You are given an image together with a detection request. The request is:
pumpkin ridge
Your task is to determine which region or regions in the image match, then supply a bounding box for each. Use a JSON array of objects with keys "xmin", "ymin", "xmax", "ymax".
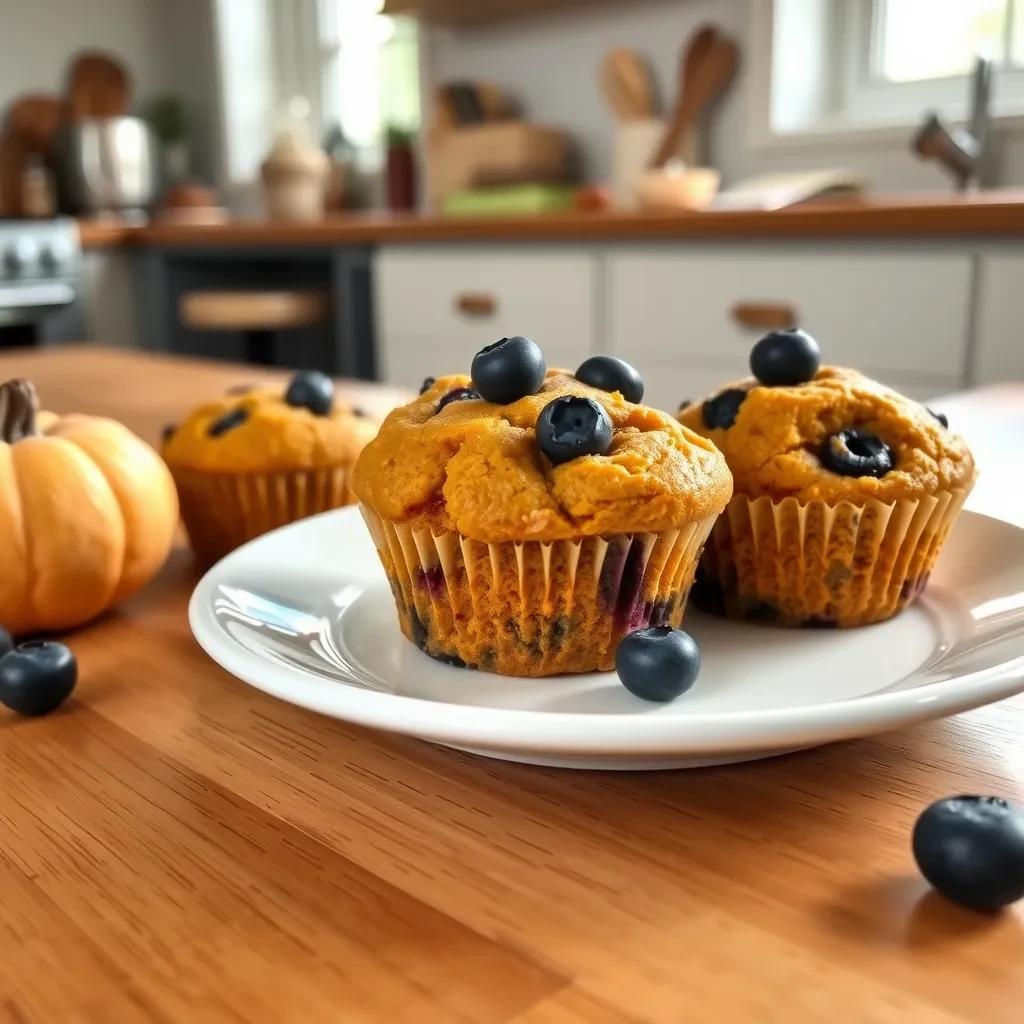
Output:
[{"xmin": 7, "ymin": 440, "xmax": 38, "ymax": 630}]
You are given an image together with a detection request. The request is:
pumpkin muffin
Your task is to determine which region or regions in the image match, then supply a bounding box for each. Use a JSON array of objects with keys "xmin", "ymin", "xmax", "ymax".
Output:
[
  {"xmin": 678, "ymin": 329, "xmax": 976, "ymax": 628},
  {"xmin": 353, "ymin": 339, "xmax": 732, "ymax": 676},
  {"xmin": 163, "ymin": 371, "xmax": 377, "ymax": 564}
]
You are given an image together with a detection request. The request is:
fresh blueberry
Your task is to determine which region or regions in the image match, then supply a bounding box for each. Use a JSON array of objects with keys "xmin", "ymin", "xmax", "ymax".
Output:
[
  {"xmin": 615, "ymin": 626, "xmax": 701, "ymax": 702},
  {"xmin": 471, "ymin": 336, "xmax": 546, "ymax": 404},
  {"xmin": 437, "ymin": 387, "xmax": 481, "ymax": 411},
  {"xmin": 820, "ymin": 428, "xmax": 894, "ymax": 478},
  {"xmin": 913, "ymin": 795, "xmax": 1024, "ymax": 911},
  {"xmin": 419, "ymin": 376, "xmax": 436, "ymax": 395},
  {"xmin": 207, "ymin": 407, "xmax": 249, "ymax": 437},
  {"xmin": 575, "ymin": 355, "xmax": 644, "ymax": 403},
  {"xmin": 0, "ymin": 626, "xmax": 12, "ymax": 658},
  {"xmin": 285, "ymin": 370, "xmax": 334, "ymax": 415},
  {"xmin": 161, "ymin": 423, "xmax": 176, "ymax": 443},
  {"xmin": 702, "ymin": 388, "xmax": 747, "ymax": 430},
  {"xmin": 536, "ymin": 396, "xmax": 613, "ymax": 465},
  {"xmin": 927, "ymin": 406, "xmax": 949, "ymax": 429},
  {"xmin": 749, "ymin": 329, "xmax": 821, "ymax": 386},
  {"xmin": 0, "ymin": 641, "xmax": 77, "ymax": 717}
]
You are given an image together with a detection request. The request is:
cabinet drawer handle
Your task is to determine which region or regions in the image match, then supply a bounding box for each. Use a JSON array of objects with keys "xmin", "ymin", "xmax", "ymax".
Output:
[
  {"xmin": 454, "ymin": 291, "xmax": 497, "ymax": 318},
  {"xmin": 731, "ymin": 302, "xmax": 798, "ymax": 331}
]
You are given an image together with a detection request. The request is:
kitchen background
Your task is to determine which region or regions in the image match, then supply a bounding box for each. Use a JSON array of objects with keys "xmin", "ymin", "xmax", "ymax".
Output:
[{"xmin": 1, "ymin": 0, "xmax": 1022, "ymax": 410}]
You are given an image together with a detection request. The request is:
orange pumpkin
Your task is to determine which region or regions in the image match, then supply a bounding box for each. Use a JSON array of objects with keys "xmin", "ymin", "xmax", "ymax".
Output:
[{"xmin": 0, "ymin": 378, "xmax": 179, "ymax": 636}]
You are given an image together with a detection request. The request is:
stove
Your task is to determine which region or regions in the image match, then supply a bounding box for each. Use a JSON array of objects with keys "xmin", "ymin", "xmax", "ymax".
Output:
[{"xmin": 0, "ymin": 219, "xmax": 81, "ymax": 344}]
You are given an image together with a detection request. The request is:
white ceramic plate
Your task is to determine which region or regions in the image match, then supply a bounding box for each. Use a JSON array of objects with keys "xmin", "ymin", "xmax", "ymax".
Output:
[{"xmin": 190, "ymin": 506, "xmax": 1024, "ymax": 770}]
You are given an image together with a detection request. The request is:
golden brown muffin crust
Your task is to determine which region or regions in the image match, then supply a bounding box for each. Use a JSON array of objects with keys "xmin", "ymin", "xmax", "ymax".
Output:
[
  {"xmin": 353, "ymin": 371, "xmax": 733, "ymax": 542},
  {"xmin": 162, "ymin": 387, "xmax": 377, "ymax": 473},
  {"xmin": 678, "ymin": 366, "xmax": 975, "ymax": 502}
]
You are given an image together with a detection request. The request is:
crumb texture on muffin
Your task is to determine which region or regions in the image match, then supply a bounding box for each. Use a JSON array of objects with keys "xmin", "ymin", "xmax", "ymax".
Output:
[
  {"xmin": 163, "ymin": 389, "xmax": 376, "ymax": 473},
  {"xmin": 678, "ymin": 366, "xmax": 975, "ymax": 503},
  {"xmin": 353, "ymin": 371, "xmax": 733, "ymax": 542}
]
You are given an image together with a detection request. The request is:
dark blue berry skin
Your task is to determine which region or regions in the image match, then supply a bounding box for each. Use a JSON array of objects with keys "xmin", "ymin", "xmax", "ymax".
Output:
[
  {"xmin": 0, "ymin": 626, "xmax": 12, "ymax": 658},
  {"xmin": 913, "ymin": 796, "xmax": 1024, "ymax": 912},
  {"xmin": 820, "ymin": 428, "xmax": 893, "ymax": 478},
  {"xmin": 419, "ymin": 376, "xmax": 436, "ymax": 395},
  {"xmin": 536, "ymin": 396, "xmax": 613, "ymax": 465},
  {"xmin": 616, "ymin": 627, "xmax": 701, "ymax": 702},
  {"xmin": 702, "ymin": 388, "xmax": 747, "ymax": 430},
  {"xmin": 471, "ymin": 336, "xmax": 546, "ymax": 404},
  {"xmin": 0, "ymin": 641, "xmax": 77, "ymax": 717},
  {"xmin": 749, "ymin": 329, "xmax": 821, "ymax": 386},
  {"xmin": 285, "ymin": 370, "xmax": 334, "ymax": 415},
  {"xmin": 575, "ymin": 355, "xmax": 644, "ymax": 403},
  {"xmin": 437, "ymin": 387, "xmax": 481, "ymax": 410},
  {"xmin": 927, "ymin": 407, "xmax": 949, "ymax": 429},
  {"xmin": 207, "ymin": 407, "xmax": 249, "ymax": 437}
]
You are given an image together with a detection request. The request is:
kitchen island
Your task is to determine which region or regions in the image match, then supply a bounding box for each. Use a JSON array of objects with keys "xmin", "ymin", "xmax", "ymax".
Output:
[{"xmin": 1, "ymin": 345, "xmax": 1021, "ymax": 1024}]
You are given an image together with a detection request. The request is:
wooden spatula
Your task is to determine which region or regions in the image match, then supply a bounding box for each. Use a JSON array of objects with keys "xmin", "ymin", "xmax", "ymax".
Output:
[
  {"xmin": 600, "ymin": 48, "xmax": 656, "ymax": 122},
  {"xmin": 650, "ymin": 26, "xmax": 737, "ymax": 167},
  {"xmin": 67, "ymin": 51, "xmax": 130, "ymax": 120}
]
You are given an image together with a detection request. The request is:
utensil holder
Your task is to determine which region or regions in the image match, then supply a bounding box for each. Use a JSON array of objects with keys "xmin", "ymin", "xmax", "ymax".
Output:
[{"xmin": 612, "ymin": 118, "xmax": 665, "ymax": 209}]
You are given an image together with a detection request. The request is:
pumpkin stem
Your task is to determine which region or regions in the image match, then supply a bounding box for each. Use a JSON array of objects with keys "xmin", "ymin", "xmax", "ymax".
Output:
[{"xmin": 0, "ymin": 379, "xmax": 39, "ymax": 443}]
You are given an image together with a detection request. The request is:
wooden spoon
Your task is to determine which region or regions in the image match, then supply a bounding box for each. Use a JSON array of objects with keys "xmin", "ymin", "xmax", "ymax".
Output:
[
  {"xmin": 600, "ymin": 48, "xmax": 656, "ymax": 122},
  {"xmin": 650, "ymin": 27, "xmax": 737, "ymax": 167},
  {"xmin": 67, "ymin": 51, "xmax": 130, "ymax": 120}
]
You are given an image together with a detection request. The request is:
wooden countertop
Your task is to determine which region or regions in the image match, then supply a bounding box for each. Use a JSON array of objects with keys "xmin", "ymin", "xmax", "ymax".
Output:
[
  {"xmin": 78, "ymin": 190, "xmax": 1024, "ymax": 249},
  {"xmin": 2, "ymin": 346, "xmax": 1023, "ymax": 1023}
]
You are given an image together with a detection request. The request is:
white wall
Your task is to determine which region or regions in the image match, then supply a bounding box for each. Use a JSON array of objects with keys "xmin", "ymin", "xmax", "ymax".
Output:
[
  {"xmin": 0, "ymin": 0, "xmax": 219, "ymax": 179},
  {"xmin": 426, "ymin": 0, "xmax": 1024, "ymax": 192}
]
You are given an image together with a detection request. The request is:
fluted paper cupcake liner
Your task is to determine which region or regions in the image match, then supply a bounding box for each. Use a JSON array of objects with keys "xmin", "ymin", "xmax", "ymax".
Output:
[
  {"xmin": 693, "ymin": 486, "xmax": 972, "ymax": 628},
  {"xmin": 173, "ymin": 465, "xmax": 356, "ymax": 565},
  {"xmin": 360, "ymin": 505, "xmax": 718, "ymax": 676}
]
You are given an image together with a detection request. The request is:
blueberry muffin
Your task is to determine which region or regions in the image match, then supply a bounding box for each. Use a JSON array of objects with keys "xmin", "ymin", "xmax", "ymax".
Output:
[
  {"xmin": 162, "ymin": 371, "xmax": 378, "ymax": 564},
  {"xmin": 353, "ymin": 340, "xmax": 732, "ymax": 676},
  {"xmin": 678, "ymin": 330, "xmax": 976, "ymax": 627}
]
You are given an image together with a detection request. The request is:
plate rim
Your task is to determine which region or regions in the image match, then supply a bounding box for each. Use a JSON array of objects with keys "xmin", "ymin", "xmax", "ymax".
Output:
[{"xmin": 189, "ymin": 506, "xmax": 1024, "ymax": 757}]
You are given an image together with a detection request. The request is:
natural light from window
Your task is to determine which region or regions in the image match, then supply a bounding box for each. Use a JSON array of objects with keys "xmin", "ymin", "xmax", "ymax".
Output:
[{"xmin": 878, "ymin": 0, "xmax": 1023, "ymax": 82}]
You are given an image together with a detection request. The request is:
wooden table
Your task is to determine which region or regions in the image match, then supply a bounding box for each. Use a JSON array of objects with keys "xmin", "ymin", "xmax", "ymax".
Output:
[{"xmin": 1, "ymin": 347, "xmax": 1022, "ymax": 1024}]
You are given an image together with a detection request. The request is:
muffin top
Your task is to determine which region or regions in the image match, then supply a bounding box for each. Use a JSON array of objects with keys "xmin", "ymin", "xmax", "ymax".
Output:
[
  {"xmin": 353, "ymin": 364, "xmax": 732, "ymax": 543},
  {"xmin": 162, "ymin": 371, "xmax": 378, "ymax": 473},
  {"xmin": 678, "ymin": 363, "xmax": 975, "ymax": 503}
]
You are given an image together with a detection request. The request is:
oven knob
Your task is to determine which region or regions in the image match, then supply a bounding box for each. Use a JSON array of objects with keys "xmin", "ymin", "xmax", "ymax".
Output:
[
  {"xmin": 39, "ymin": 238, "xmax": 73, "ymax": 272},
  {"xmin": 3, "ymin": 237, "xmax": 38, "ymax": 275}
]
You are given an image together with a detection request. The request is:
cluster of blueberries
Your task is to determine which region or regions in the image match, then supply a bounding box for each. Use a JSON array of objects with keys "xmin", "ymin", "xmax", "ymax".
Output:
[
  {"xmin": 0, "ymin": 628, "xmax": 76, "ymax": 717},
  {"xmin": 424, "ymin": 336, "xmax": 645, "ymax": 466}
]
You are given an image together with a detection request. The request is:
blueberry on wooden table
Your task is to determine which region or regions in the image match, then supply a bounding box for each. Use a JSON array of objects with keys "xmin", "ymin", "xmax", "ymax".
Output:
[
  {"xmin": 536, "ymin": 396, "xmax": 613, "ymax": 464},
  {"xmin": 820, "ymin": 428, "xmax": 893, "ymax": 478},
  {"xmin": 437, "ymin": 386, "xmax": 481, "ymax": 410},
  {"xmin": 575, "ymin": 355, "xmax": 644, "ymax": 403},
  {"xmin": 285, "ymin": 370, "xmax": 334, "ymax": 415},
  {"xmin": 749, "ymin": 328, "xmax": 821, "ymax": 386},
  {"xmin": 471, "ymin": 336, "xmax": 546, "ymax": 404},
  {"xmin": 0, "ymin": 625, "xmax": 12, "ymax": 658},
  {"xmin": 702, "ymin": 388, "xmax": 747, "ymax": 430},
  {"xmin": 913, "ymin": 795, "xmax": 1024, "ymax": 911},
  {"xmin": 0, "ymin": 640, "xmax": 77, "ymax": 716},
  {"xmin": 616, "ymin": 627, "xmax": 701, "ymax": 702}
]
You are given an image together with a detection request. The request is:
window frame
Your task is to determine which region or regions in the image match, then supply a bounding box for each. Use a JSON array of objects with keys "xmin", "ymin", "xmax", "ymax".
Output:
[{"xmin": 748, "ymin": 0, "xmax": 1024, "ymax": 152}]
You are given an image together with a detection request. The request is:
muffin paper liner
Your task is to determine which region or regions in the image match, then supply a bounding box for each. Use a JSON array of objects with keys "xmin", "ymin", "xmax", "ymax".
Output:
[
  {"xmin": 693, "ymin": 486, "xmax": 973, "ymax": 628},
  {"xmin": 360, "ymin": 505, "xmax": 718, "ymax": 676},
  {"xmin": 173, "ymin": 465, "xmax": 356, "ymax": 565}
]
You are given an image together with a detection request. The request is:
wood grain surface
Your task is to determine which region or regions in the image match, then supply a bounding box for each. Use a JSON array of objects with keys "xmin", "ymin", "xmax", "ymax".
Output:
[
  {"xmin": 1, "ymin": 347, "xmax": 1023, "ymax": 1024},
  {"xmin": 77, "ymin": 189, "xmax": 1024, "ymax": 249}
]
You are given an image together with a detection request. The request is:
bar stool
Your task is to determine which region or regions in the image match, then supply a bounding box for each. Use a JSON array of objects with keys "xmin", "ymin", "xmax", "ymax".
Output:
[{"xmin": 178, "ymin": 289, "xmax": 330, "ymax": 366}]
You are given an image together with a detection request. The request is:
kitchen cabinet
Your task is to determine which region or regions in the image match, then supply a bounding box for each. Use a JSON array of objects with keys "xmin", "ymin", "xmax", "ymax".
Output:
[
  {"xmin": 606, "ymin": 246, "xmax": 973, "ymax": 411},
  {"xmin": 974, "ymin": 252, "xmax": 1024, "ymax": 386},
  {"xmin": 374, "ymin": 246, "xmax": 598, "ymax": 389}
]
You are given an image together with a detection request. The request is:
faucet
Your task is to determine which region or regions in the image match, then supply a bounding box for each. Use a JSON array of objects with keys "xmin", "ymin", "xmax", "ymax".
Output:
[{"xmin": 913, "ymin": 56, "xmax": 993, "ymax": 191}]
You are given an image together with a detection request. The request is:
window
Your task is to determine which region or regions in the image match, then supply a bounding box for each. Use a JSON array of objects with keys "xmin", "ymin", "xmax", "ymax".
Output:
[
  {"xmin": 757, "ymin": 0, "xmax": 1024, "ymax": 142},
  {"xmin": 319, "ymin": 0, "xmax": 420, "ymax": 150}
]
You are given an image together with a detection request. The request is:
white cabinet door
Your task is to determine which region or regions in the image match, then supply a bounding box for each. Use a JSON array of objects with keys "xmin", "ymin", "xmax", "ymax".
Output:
[
  {"xmin": 375, "ymin": 246, "xmax": 597, "ymax": 389},
  {"xmin": 606, "ymin": 247, "xmax": 972, "ymax": 412},
  {"xmin": 974, "ymin": 253, "xmax": 1024, "ymax": 385}
]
